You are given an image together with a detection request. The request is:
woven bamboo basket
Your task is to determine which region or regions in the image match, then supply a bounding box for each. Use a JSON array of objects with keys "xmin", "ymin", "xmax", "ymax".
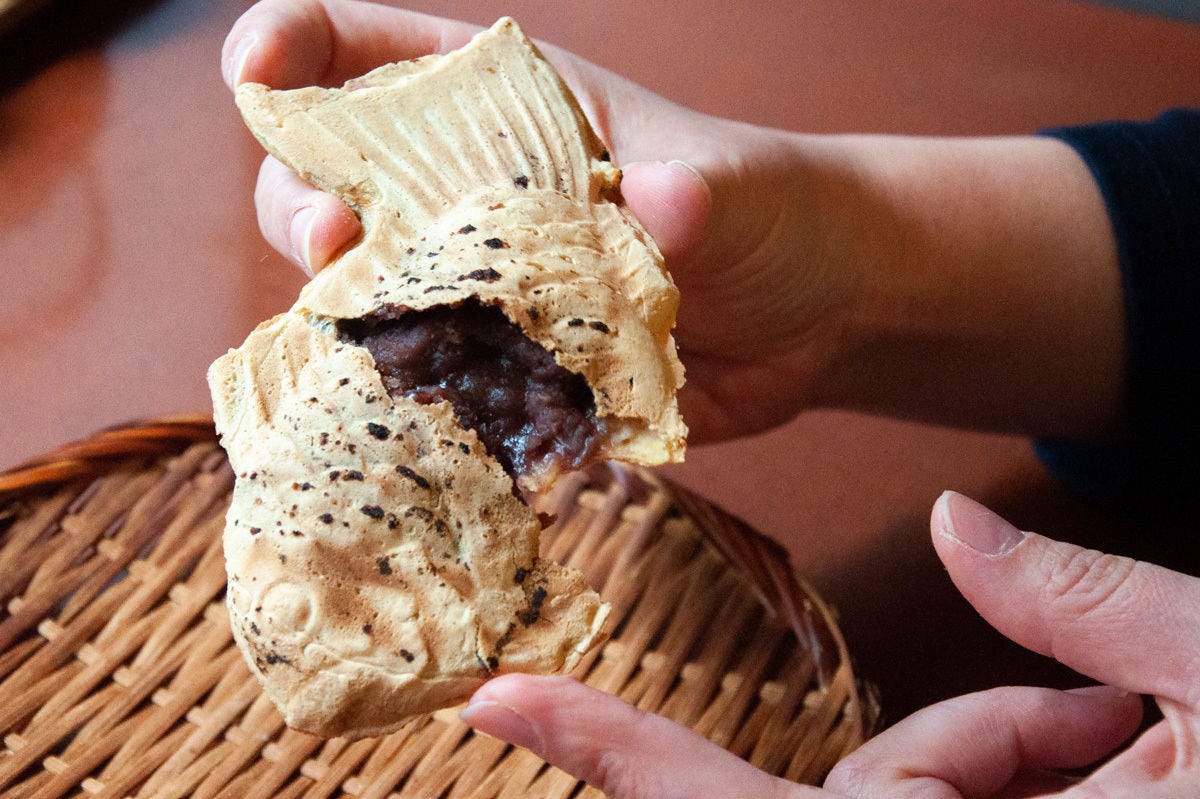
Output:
[{"xmin": 0, "ymin": 415, "xmax": 877, "ymax": 798}]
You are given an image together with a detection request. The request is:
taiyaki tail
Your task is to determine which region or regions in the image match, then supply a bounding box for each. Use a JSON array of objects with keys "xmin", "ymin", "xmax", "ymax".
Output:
[{"xmin": 235, "ymin": 18, "xmax": 616, "ymax": 235}]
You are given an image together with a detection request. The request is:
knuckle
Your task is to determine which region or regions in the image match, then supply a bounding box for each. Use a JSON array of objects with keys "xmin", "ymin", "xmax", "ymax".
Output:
[
  {"xmin": 574, "ymin": 707, "xmax": 663, "ymax": 799},
  {"xmin": 589, "ymin": 749, "xmax": 661, "ymax": 799},
  {"xmin": 823, "ymin": 750, "xmax": 877, "ymax": 795},
  {"xmin": 1040, "ymin": 546, "xmax": 1138, "ymax": 623}
]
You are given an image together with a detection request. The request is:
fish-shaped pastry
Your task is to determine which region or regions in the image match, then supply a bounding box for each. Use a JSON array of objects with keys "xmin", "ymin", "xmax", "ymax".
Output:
[{"xmin": 209, "ymin": 17, "xmax": 686, "ymax": 739}]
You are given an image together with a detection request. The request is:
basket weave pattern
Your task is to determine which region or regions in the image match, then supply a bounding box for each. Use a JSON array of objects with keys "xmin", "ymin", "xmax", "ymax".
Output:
[{"xmin": 0, "ymin": 417, "xmax": 876, "ymax": 798}]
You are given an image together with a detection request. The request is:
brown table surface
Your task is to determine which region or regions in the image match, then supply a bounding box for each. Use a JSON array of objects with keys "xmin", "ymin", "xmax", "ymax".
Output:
[{"xmin": 4, "ymin": 0, "xmax": 1200, "ymax": 732}]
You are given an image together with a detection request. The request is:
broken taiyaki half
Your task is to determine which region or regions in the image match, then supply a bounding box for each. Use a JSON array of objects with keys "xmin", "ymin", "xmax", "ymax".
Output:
[{"xmin": 209, "ymin": 17, "xmax": 685, "ymax": 739}]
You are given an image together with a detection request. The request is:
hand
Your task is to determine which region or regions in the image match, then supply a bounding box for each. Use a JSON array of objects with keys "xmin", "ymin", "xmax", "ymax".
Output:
[
  {"xmin": 221, "ymin": 0, "xmax": 885, "ymax": 444},
  {"xmin": 459, "ymin": 491, "xmax": 1200, "ymax": 798},
  {"xmin": 225, "ymin": 1, "xmax": 1126, "ymax": 444},
  {"xmin": 225, "ymin": 2, "xmax": 1127, "ymax": 446}
]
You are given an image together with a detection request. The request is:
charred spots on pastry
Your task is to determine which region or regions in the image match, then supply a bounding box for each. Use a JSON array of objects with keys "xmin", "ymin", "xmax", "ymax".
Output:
[
  {"xmin": 459, "ymin": 267, "xmax": 502, "ymax": 282},
  {"xmin": 366, "ymin": 422, "xmax": 391, "ymax": 440},
  {"xmin": 400, "ymin": 649, "xmax": 416, "ymax": 663},
  {"xmin": 518, "ymin": 583, "xmax": 549, "ymax": 626},
  {"xmin": 482, "ymin": 237, "xmax": 507, "ymax": 250},
  {"xmin": 338, "ymin": 377, "xmax": 350, "ymax": 386},
  {"xmin": 343, "ymin": 470, "xmax": 364, "ymax": 481},
  {"xmin": 513, "ymin": 566, "xmax": 528, "ymax": 584},
  {"xmin": 406, "ymin": 506, "xmax": 433, "ymax": 522},
  {"xmin": 263, "ymin": 651, "xmax": 292, "ymax": 667},
  {"xmin": 566, "ymin": 318, "xmax": 610, "ymax": 334},
  {"xmin": 318, "ymin": 513, "xmax": 334, "ymax": 524},
  {"xmin": 457, "ymin": 223, "xmax": 477, "ymax": 234},
  {"xmin": 395, "ymin": 465, "xmax": 430, "ymax": 490},
  {"xmin": 493, "ymin": 623, "xmax": 515, "ymax": 659},
  {"xmin": 361, "ymin": 504, "xmax": 385, "ymax": 520},
  {"xmin": 249, "ymin": 527, "xmax": 262, "ymax": 536},
  {"xmin": 404, "ymin": 506, "xmax": 447, "ymax": 534},
  {"xmin": 362, "ymin": 623, "xmax": 373, "ymax": 635},
  {"xmin": 513, "ymin": 175, "xmax": 529, "ymax": 189},
  {"xmin": 599, "ymin": 150, "xmax": 611, "ymax": 162},
  {"xmin": 376, "ymin": 556, "xmax": 393, "ymax": 575},
  {"xmin": 338, "ymin": 298, "xmax": 606, "ymax": 486}
]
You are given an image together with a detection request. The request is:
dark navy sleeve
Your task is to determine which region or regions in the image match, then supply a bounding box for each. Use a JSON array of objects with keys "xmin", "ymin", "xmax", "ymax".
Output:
[{"xmin": 1035, "ymin": 110, "xmax": 1200, "ymax": 506}]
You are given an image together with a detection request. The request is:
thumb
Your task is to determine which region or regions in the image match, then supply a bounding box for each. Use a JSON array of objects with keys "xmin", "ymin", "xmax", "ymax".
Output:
[
  {"xmin": 620, "ymin": 160, "xmax": 712, "ymax": 264},
  {"xmin": 460, "ymin": 674, "xmax": 826, "ymax": 799},
  {"xmin": 931, "ymin": 490, "xmax": 1200, "ymax": 704}
]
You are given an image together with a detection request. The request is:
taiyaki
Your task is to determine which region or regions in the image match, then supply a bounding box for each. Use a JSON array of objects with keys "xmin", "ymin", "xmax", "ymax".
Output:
[{"xmin": 209, "ymin": 18, "xmax": 686, "ymax": 738}]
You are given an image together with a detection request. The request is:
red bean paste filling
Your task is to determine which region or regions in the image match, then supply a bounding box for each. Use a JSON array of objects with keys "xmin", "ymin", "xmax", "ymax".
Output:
[{"xmin": 339, "ymin": 299, "xmax": 606, "ymax": 482}]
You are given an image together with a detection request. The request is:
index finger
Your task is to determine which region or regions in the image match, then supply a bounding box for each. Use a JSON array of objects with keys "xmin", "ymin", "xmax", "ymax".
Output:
[{"xmin": 222, "ymin": 0, "xmax": 480, "ymax": 90}]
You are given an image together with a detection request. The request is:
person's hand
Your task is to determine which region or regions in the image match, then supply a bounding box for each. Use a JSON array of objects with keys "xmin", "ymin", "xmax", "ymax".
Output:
[
  {"xmin": 225, "ymin": 2, "xmax": 1129, "ymax": 446},
  {"xmin": 221, "ymin": 0, "xmax": 896, "ymax": 444},
  {"xmin": 823, "ymin": 490, "xmax": 1199, "ymax": 798},
  {"xmin": 458, "ymin": 491, "xmax": 1200, "ymax": 798}
]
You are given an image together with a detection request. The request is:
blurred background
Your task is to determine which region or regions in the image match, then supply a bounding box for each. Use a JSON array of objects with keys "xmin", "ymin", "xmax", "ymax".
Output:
[{"xmin": 3, "ymin": 0, "xmax": 1200, "ymax": 728}]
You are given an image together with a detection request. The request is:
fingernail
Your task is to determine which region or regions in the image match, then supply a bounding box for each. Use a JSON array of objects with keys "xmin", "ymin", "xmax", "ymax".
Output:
[
  {"xmin": 460, "ymin": 700, "xmax": 543, "ymax": 752},
  {"xmin": 225, "ymin": 32, "xmax": 258, "ymax": 88},
  {"xmin": 624, "ymin": 159, "xmax": 708, "ymax": 188},
  {"xmin": 289, "ymin": 206, "xmax": 317, "ymax": 269},
  {"xmin": 666, "ymin": 159, "xmax": 707, "ymax": 184},
  {"xmin": 936, "ymin": 491, "xmax": 1026, "ymax": 556}
]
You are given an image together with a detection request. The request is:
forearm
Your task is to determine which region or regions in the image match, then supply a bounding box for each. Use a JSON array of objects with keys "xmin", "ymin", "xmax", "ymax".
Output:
[{"xmin": 801, "ymin": 133, "xmax": 1124, "ymax": 439}]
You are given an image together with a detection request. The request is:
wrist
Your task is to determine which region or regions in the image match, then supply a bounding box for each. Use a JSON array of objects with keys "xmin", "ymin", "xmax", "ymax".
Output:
[{"xmin": 806, "ymin": 135, "xmax": 1124, "ymax": 438}]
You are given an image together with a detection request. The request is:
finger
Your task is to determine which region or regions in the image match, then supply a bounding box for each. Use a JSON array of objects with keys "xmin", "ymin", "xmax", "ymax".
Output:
[
  {"xmin": 223, "ymin": 0, "xmax": 480, "ymax": 90},
  {"xmin": 620, "ymin": 160, "xmax": 712, "ymax": 264},
  {"xmin": 254, "ymin": 156, "xmax": 360, "ymax": 275},
  {"xmin": 460, "ymin": 674, "xmax": 827, "ymax": 799},
  {"xmin": 932, "ymin": 491, "xmax": 1200, "ymax": 706},
  {"xmin": 824, "ymin": 685, "xmax": 1141, "ymax": 799},
  {"xmin": 1065, "ymin": 702, "xmax": 1200, "ymax": 797}
]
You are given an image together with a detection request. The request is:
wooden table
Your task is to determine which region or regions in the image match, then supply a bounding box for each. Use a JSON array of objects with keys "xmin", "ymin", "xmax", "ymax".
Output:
[{"xmin": 3, "ymin": 0, "xmax": 1200, "ymax": 728}]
